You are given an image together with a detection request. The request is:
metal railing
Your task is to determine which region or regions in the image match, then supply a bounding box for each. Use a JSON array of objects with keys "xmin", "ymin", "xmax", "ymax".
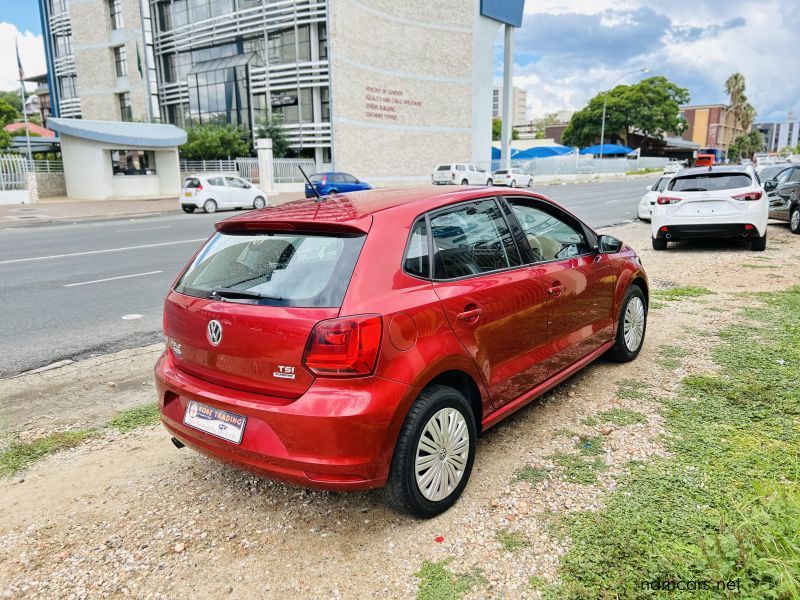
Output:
[
  {"xmin": 29, "ymin": 159, "xmax": 64, "ymax": 173},
  {"xmin": 487, "ymin": 156, "xmax": 669, "ymax": 177},
  {"xmin": 273, "ymin": 158, "xmax": 316, "ymax": 183},
  {"xmin": 180, "ymin": 159, "xmax": 239, "ymax": 174},
  {"xmin": 0, "ymin": 155, "xmax": 28, "ymax": 191},
  {"xmin": 180, "ymin": 157, "xmax": 317, "ymax": 185}
]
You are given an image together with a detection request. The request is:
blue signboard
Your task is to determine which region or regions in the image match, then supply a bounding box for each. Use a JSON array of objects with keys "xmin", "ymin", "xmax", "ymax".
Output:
[{"xmin": 480, "ymin": 0, "xmax": 525, "ymax": 27}]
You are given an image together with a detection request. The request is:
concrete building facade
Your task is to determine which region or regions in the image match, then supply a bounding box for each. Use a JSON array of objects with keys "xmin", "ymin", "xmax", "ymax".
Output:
[
  {"xmin": 679, "ymin": 103, "xmax": 744, "ymax": 157},
  {"xmin": 492, "ymin": 85, "xmax": 527, "ymax": 127},
  {"xmin": 754, "ymin": 119, "xmax": 800, "ymax": 153}
]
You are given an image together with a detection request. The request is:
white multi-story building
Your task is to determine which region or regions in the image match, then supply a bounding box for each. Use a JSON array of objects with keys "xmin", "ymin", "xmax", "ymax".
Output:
[{"xmin": 492, "ymin": 85, "xmax": 528, "ymax": 127}]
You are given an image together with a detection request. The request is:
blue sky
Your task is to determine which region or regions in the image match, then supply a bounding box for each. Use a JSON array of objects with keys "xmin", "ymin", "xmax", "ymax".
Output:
[{"xmin": 1, "ymin": 1, "xmax": 797, "ymax": 124}]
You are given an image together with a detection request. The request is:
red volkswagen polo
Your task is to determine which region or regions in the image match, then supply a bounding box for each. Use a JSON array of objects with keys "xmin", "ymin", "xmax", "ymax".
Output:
[{"xmin": 156, "ymin": 187, "xmax": 649, "ymax": 517}]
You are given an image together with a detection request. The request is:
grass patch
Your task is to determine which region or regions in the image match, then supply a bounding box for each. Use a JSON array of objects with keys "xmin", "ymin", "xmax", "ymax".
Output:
[
  {"xmin": 576, "ymin": 435, "xmax": 604, "ymax": 456},
  {"xmin": 653, "ymin": 285, "xmax": 714, "ymax": 302},
  {"xmin": 657, "ymin": 344, "xmax": 691, "ymax": 370},
  {"xmin": 107, "ymin": 402, "xmax": 160, "ymax": 432},
  {"xmin": 555, "ymin": 428, "xmax": 578, "ymax": 438},
  {"xmin": 649, "ymin": 300, "xmax": 665, "ymax": 310},
  {"xmin": 416, "ymin": 558, "xmax": 486, "ymax": 600},
  {"xmin": 741, "ymin": 263, "xmax": 777, "ymax": 269},
  {"xmin": 548, "ymin": 285, "xmax": 800, "ymax": 599},
  {"xmin": 514, "ymin": 465, "xmax": 550, "ymax": 485},
  {"xmin": 597, "ymin": 408, "xmax": 647, "ymax": 427},
  {"xmin": 0, "ymin": 430, "xmax": 96, "ymax": 477},
  {"xmin": 581, "ymin": 416, "xmax": 598, "ymax": 426},
  {"xmin": 616, "ymin": 378, "xmax": 649, "ymax": 401},
  {"xmin": 550, "ymin": 452, "xmax": 607, "ymax": 485},
  {"xmin": 496, "ymin": 528, "xmax": 531, "ymax": 552}
]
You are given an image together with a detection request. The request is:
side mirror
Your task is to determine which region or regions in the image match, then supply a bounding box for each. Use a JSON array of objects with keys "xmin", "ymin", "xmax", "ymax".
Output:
[
  {"xmin": 764, "ymin": 180, "xmax": 777, "ymax": 191},
  {"xmin": 597, "ymin": 235, "xmax": 623, "ymax": 254}
]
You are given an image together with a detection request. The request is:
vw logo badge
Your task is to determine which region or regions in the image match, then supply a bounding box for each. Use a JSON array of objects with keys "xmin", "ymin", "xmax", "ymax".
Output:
[{"xmin": 207, "ymin": 320, "xmax": 223, "ymax": 346}]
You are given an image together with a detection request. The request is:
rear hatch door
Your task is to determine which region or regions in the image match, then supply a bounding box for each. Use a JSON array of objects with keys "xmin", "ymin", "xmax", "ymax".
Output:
[{"xmin": 666, "ymin": 172, "xmax": 754, "ymax": 218}]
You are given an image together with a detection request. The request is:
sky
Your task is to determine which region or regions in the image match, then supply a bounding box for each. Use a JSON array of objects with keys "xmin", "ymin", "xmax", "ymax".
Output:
[{"xmin": 0, "ymin": 1, "xmax": 797, "ymax": 123}]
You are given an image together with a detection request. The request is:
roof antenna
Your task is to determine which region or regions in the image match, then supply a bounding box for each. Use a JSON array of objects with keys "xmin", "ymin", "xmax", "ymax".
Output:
[{"xmin": 298, "ymin": 165, "xmax": 323, "ymax": 202}]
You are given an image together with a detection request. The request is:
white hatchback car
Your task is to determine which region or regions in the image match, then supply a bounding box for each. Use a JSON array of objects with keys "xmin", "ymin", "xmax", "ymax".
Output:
[
  {"xmin": 493, "ymin": 168, "xmax": 533, "ymax": 188},
  {"xmin": 181, "ymin": 174, "xmax": 268, "ymax": 214},
  {"xmin": 637, "ymin": 176, "xmax": 671, "ymax": 221},
  {"xmin": 651, "ymin": 166, "xmax": 768, "ymax": 251},
  {"xmin": 663, "ymin": 161, "xmax": 683, "ymax": 175},
  {"xmin": 431, "ymin": 163, "xmax": 493, "ymax": 186}
]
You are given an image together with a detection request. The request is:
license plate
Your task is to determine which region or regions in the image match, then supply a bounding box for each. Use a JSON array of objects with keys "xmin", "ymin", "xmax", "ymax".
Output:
[
  {"xmin": 183, "ymin": 400, "xmax": 246, "ymax": 444},
  {"xmin": 184, "ymin": 192, "xmax": 193, "ymax": 197}
]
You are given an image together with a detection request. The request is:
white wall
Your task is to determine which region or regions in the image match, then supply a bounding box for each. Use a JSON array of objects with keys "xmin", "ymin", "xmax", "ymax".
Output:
[
  {"xmin": 471, "ymin": 4, "xmax": 501, "ymax": 168},
  {"xmin": 60, "ymin": 133, "xmax": 182, "ymax": 200}
]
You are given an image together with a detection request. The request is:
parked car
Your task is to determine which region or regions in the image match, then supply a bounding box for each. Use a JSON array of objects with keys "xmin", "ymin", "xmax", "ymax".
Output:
[
  {"xmin": 663, "ymin": 161, "xmax": 682, "ymax": 175},
  {"xmin": 637, "ymin": 176, "xmax": 671, "ymax": 221},
  {"xmin": 156, "ymin": 187, "xmax": 649, "ymax": 518},
  {"xmin": 758, "ymin": 165, "xmax": 790, "ymax": 182},
  {"xmin": 763, "ymin": 165, "xmax": 800, "ymax": 234},
  {"xmin": 651, "ymin": 165, "xmax": 768, "ymax": 251},
  {"xmin": 181, "ymin": 174, "xmax": 267, "ymax": 214},
  {"xmin": 432, "ymin": 163, "xmax": 493, "ymax": 186},
  {"xmin": 493, "ymin": 168, "xmax": 533, "ymax": 188},
  {"xmin": 305, "ymin": 172, "xmax": 371, "ymax": 198}
]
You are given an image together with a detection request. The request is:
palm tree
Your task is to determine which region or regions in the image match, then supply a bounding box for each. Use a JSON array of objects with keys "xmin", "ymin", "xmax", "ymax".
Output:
[
  {"xmin": 740, "ymin": 103, "xmax": 757, "ymax": 131},
  {"xmin": 725, "ymin": 72, "xmax": 750, "ymax": 131}
]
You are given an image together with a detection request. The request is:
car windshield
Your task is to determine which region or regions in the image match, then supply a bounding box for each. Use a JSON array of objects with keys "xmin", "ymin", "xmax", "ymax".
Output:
[
  {"xmin": 669, "ymin": 173, "xmax": 752, "ymax": 192},
  {"xmin": 436, "ymin": 165, "xmax": 451, "ymax": 171},
  {"xmin": 174, "ymin": 231, "xmax": 366, "ymax": 307}
]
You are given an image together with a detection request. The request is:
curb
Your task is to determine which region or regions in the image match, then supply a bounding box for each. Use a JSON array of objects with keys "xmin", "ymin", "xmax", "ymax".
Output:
[{"xmin": 0, "ymin": 208, "xmax": 183, "ymax": 228}]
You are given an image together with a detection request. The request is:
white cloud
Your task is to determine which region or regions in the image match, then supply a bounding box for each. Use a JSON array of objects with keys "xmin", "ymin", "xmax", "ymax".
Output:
[{"xmin": 0, "ymin": 22, "xmax": 46, "ymax": 92}]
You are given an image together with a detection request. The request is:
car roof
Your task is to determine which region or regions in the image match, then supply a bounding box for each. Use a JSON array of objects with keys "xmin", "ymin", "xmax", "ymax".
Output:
[
  {"xmin": 216, "ymin": 187, "xmax": 556, "ymax": 234},
  {"xmin": 675, "ymin": 165, "xmax": 753, "ymax": 177}
]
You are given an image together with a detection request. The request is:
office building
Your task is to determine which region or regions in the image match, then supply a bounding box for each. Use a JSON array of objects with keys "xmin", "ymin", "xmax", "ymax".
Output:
[{"xmin": 492, "ymin": 86, "xmax": 528, "ymax": 127}]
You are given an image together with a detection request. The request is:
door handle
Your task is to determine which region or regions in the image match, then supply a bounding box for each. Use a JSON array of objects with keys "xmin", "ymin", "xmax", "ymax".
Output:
[
  {"xmin": 547, "ymin": 283, "xmax": 565, "ymax": 297},
  {"xmin": 457, "ymin": 307, "xmax": 483, "ymax": 322}
]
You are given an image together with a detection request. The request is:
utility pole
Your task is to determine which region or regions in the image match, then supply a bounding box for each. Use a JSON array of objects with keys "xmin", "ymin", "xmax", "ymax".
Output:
[
  {"xmin": 501, "ymin": 24, "xmax": 514, "ymax": 171},
  {"xmin": 599, "ymin": 68, "xmax": 650, "ymax": 160}
]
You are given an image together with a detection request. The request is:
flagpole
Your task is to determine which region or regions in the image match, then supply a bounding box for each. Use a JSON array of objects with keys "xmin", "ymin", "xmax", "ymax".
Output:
[{"xmin": 16, "ymin": 39, "xmax": 33, "ymax": 165}]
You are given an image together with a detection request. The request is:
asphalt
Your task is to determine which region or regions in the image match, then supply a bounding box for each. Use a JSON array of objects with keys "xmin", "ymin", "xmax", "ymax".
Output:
[{"xmin": 0, "ymin": 177, "xmax": 657, "ymax": 377}]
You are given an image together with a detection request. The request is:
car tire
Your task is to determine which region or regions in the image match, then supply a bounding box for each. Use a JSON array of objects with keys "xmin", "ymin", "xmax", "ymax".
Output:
[
  {"xmin": 790, "ymin": 206, "xmax": 800, "ymax": 235},
  {"xmin": 527, "ymin": 178, "xmax": 533, "ymax": 188},
  {"xmin": 486, "ymin": 178, "xmax": 493, "ymax": 186},
  {"xmin": 182, "ymin": 206, "xmax": 195, "ymax": 214},
  {"xmin": 203, "ymin": 199, "xmax": 217, "ymax": 214},
  {"xmin": 385, "ymin": 384, "xmax": 477, "ymax": 519},
  {"xmin": 607, "ymin": 284, "xmax": 648, "ymax": 363},
  {"xmin": 652, "ymin": 237, "xmax": 667, "ymax": 250},
  {"xmin": 510, "ymin": 180, "xmax": 516, "ymax": 188},
  {"xmin": 461, "ymin": 179, "xmax": 469, "ymax": 186},
  {"xmin": 751, "ymin": 231, "xmax": 767, "ymax": 251},
  {"xmin": 328, "ymin": 188, "xmax": 338, "ymax": 195},
  {"xmin": 253, "ymin": 196, "xmax": 266, "ymax": 209}
]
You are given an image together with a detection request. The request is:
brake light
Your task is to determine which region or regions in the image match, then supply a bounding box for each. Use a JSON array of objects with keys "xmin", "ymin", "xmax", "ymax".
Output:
[
  {"xmin": 657, "ymin": 196, "xmax": 682, "ymax": 205},
  {"xmin": 196, "ymin": 183, "xmax": 203, "ymax": 192},
  {"xmin": 303, "ymin": 314, "xmax": 382, "ymax": 377},
  {"xmin": 733, "ymin": 191, "xmax": 762, "ymax": 201}
]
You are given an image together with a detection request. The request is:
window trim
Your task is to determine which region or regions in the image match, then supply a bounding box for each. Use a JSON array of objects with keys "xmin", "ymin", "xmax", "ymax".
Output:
[
  {"xmin": 400, "ymin": 215, "xmax": 432, "ymax": 280},
  {"xmin": 501, "ymin": 195, "xmax": 599, "ymax": 266}
]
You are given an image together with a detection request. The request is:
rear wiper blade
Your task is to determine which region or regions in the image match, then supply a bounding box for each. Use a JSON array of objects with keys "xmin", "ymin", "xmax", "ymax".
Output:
[{"xmin": 211, "ymin": 287, "xmax": 283, "ymax": 300}]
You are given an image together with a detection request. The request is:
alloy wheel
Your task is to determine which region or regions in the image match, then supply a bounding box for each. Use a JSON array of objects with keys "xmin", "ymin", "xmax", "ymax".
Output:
[
  {"xmin": 623, "ymin": 296, "xmax": 645, "ymax": 351},
  {"xmin": 791, "ymin": 208, "xmax": 800, "ymax": 231},
  {"xmin": 415, "ymin": 408, "xmax": 470, "ymax": 502}
]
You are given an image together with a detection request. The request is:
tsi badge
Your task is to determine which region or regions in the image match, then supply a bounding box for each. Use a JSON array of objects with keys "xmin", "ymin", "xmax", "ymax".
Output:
[{"xmin": 274, "ymin": 365, "xmax": 296, "ymax": 380}]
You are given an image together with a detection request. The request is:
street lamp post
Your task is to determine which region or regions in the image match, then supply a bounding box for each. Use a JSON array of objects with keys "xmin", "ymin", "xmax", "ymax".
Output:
[{"xmin": 599, "ymin": 68, "xmax": 651, "ymax": 160}]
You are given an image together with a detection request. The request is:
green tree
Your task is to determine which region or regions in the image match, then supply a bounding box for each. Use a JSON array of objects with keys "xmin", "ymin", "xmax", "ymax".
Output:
[
  {"xmin": 179, "ymin": 124, "xmax": 251, "ymax": 160},
  {"xmin": 725, "ymin": 72, "xmax": 756, "ymax": 132},
  {"xmin": 728, "ymin": 130, "xmax": 765, "ymax": 161},
  {"xmin": 255, "ymin": 114, "xmax": 292, "ymax": 158},
  {"xmin": 491, "ymin": 118, "xmax": 519, "ymax": 141},
  {"xmin": 0, "ymin": 99, "xmax": 20, "ymax": 152},
  {"xmin": 0, "ymin": 91, "xmax": 23, "ymax": 115},
  {"xmin": 562, "ymin": 76, "xmax": 690, "ymax": 148}
]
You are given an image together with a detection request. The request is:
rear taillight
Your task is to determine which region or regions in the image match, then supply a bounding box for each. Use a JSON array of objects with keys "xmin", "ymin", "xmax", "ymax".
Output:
[
  {"xmin": 657, "ymin": 196, "xmax": 682, "ymax": 205},
  {"xmin": 733, "ymin": 191, "xmax": 762, "ymax": 201},
  {"xmin": 303, "ymin": 314, "xmax": 382, "ymax": 377},
  {"xmin": 196, "ymin": 183, "xmax": 203, "ymax": 192}
]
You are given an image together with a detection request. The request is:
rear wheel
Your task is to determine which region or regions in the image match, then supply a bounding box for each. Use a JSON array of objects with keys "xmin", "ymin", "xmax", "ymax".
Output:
[
  {"xmin": 385, "ymin": 385, "xmax": 476, "ymax": 518},
  {"xmin": 486, "ymin": 178, "xmax": 493, "ymax": 186},
  {"xmin": 203, "ymin": 199, "xmax": 217, "ymax": 214},
  {"xmin": 510, "ymin": 179, "xmax": 517, "ymax": 188},
  {"xmin": 182, "ymin": 205, "xmax": 195, "ymax": 214},
  {"xmin": 652, "ymin": 237, "xmax": 667, "ymax": 250},
  {"xmin": 527, "ymin": 178, "xmax": 533, "ymax": 188},
  {"xmin": 461, "ymin": 179, "xmax": 469, "ymax": 186},
  {"xmin": 790, "ymin": 206, "xmax": 800, "ymax": 234},
  {"xmin": 751, "ymin": 231, "xmax": 767, "ymax": 251},
  {"xmin": 253, "ymin": 196, "xmax": 266, "ymax": 209},
  {"xmin": 607, "ymin": 285, "xmax": 647, "ymax": 362},
  {"xmin": 328, "ymin": 188, "xmax": 339, "ymax": 195}
]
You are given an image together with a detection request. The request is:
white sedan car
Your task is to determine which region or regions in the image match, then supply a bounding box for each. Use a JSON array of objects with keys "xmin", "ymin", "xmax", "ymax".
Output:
[
  {"xmin": 637, "ymin": 176, "xmax": 671, "ymax": 221},
  {"xmin": 493, "ymin": 169, "xmax": 533, "ymax": 188},
  {"xmin": 181, "ymin": 174, "xmax": 268, "ymax": 214},
  {"xmin": 651, "ymin": 166, "xmax": 768, "ymax": 251}
]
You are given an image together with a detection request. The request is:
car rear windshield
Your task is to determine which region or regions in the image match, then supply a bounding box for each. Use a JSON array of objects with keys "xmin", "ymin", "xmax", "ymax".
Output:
[
  {"xmin": 668, "ymin": 173, "xmax": 751, "ymax": 192},
  {"xmin": 436, "ymin": 165, "xmax": 451, "ymax": 171},
  {"xmin": 184, "ymin": 178, "xmax": 201, "ymax": 189},
  {"xmin": 174, "ymin": 231, "xmax": 366, "ymax": 307},
  {"xmin": 494, "ymin": 170, "xmax": 508, "ymax": 174}
]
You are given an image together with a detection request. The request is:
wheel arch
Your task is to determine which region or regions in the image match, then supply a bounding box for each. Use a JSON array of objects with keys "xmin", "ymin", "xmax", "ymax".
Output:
[{"xmin": 421, "ymin": 369, "xmax": 484, "ymax": 434}]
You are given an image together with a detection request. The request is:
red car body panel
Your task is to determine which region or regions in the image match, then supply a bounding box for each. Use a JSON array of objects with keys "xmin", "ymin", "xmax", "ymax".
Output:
[{"xmin": 156, "ymin": 187, "xmax": 648, "ymax": 491}]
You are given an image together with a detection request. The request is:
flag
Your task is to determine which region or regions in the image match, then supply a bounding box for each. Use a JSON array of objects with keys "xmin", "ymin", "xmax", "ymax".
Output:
[
  {"xmin": 136, "ymin": 42, "xmax": 143, "ymax": 78},
  {"xmin": 16, "ymin": 38, "xmax": 25, "ymax": 80}
]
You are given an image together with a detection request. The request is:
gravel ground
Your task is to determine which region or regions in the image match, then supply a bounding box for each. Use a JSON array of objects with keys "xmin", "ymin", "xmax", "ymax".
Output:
[{"xmin": 1, "ymin": 220, "xmax": 798, "ymax": 599}]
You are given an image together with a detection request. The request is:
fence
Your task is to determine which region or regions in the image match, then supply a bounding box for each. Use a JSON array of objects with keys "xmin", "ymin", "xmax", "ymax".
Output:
[
  {"xmin": 0, "ymin": 155, "xmax": 30, "ymax": 191},
  {"xmin": 273, "ymin": 158, "xmax": 316, "ymax": 183},
  {"xmin": 487, "ymin": 155, "xmax": 669, "ymax": 177},
  {"xmin": 179, "ymin": 157, "xmax": 317, "ymax": 185},
  {"xmin": 179, "ymin": 159, "xmax": 238, "ymax": 174}
]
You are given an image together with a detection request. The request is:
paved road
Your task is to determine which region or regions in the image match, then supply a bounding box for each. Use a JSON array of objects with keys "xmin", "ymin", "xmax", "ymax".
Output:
[{"xmin": 0, "ymin": 177, "xmax": 656, "ymax": 377}]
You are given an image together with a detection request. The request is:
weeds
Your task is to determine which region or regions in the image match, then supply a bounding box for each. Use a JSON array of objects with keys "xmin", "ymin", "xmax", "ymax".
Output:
[
  {"xmin": 496, "ymin": 528, "xmax": 531, "ymax": 552},
  {"xmin": 596, "ymin": 408, "xmax": 647, "ymax": 426},
  {"xmin": 0, "ymin": 430, "xmax": 96, "ymax": 476},
  {"xmin": 416, "ymin": 558, "xmax": 486, "ymax": 600}
]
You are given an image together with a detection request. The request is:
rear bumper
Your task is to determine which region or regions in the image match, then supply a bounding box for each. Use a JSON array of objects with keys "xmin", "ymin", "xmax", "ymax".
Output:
[
  {"xmin": 653, "ymin": 223, "xmax": 763, "ymax": 239},
  {"xmin": 652, "ymin": 205, "xmax": 768, "ymax": 238},
  {"xmin": 155, "ymin": 352, "xmax": 416, "ymax": 491}
]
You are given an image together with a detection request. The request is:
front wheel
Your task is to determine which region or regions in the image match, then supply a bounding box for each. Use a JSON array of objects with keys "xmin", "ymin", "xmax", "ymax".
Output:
[
  {"xmin": 385, "ymin": 385, "xmax": 476, "ymax": 518},
  {"xmin": 607, "ymin": 285, "xmax": 647, "ymax": 362},
  {"xmin": 527, "ymin": 178, "xmax": 533, "ymax": 188},
  {"xmin": 182, "ymin": 205, "xmax": 195, "ymax": 214},
  {"xmin": 790, "ymin": 206, "xmax": 800, "ymax": 234},
  {"xmin": 203, "ymin": 199, "xmax": 218, "ymax": 214},
  {"xmin": 510, "ymin": 179, "xmax": 516, "ymax": 188},
  {"xmin": 253, "ymin": 196, "xmax": 266, "ymax": 209},
  {"xmin": 461, "ymin": 179, "xmax": 469, "ymax": 186},
  {"xmin": 751, "ymin": 231, "xmax": 767, "ymax": 251}
]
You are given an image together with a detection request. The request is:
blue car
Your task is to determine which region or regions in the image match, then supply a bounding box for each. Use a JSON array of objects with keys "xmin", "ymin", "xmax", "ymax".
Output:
[{"xmin": 305, "ymin": 172, "xmax": 372, "ymax": 197}]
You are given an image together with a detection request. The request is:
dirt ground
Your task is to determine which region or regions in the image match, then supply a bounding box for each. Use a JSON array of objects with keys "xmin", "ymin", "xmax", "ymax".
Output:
[{"xmin": 1, "ymin": 220, "xmax": 798, "ymax": 599}]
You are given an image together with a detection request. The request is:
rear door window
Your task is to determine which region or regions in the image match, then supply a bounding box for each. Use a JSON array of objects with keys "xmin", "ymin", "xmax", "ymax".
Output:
[
  {"xmin": 207, "ymin": 177, "xmax": 225, "ymax": 187},
  {"xmin": 669, "ymin": 173, "xmax": 752, "ymax": 192},
  {"xmin": 174, "ymin": 232, "xmax": 366, "ymax": 307},
  {"xmin": 430, "ymin": 199, "xmax": 521, "ymax": 279}
]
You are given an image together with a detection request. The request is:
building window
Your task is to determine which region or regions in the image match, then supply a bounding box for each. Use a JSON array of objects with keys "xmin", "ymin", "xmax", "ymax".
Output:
[
  {"xmin": 59, "ymin": 75, "xmax": 77, "ymax": 99},
  {"xmin": 114, "ymin": 45, "xmax": 128, "ymax": 77},
  {"xmin": 188, "ymin": 66, "xmax": 250, "ymax": 128},
  {"xmin": 118, "ymin": 92, "xmax": 132, "ymax": 121},
  {"xmin": 318, "ymin": 23, "xmax": 328, "ymax": 59},
  {"xmin": 54, "ymin": 34, "xmax": 73, "ymax": 58},
  {"xmin": 321, "ymin": 86, "xmax": 330, "ymax": 122},
  {"xmin": 270, "ymin": 87, "xmax": 312, "ymax": 125},
  {"xmin": 109, "ymin": 0, "xmax": 123, "ymax": 29},
  {"xmin": 268, "ymin": 25, "xmax": 311, "ymax": 65},
  {"xmin": 112, "ymin": 149, "xmax": 156, "ymax": 175},
  {"xmin": 50, "ymin": 0, "xmax": 69, "ymax": 16}
]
